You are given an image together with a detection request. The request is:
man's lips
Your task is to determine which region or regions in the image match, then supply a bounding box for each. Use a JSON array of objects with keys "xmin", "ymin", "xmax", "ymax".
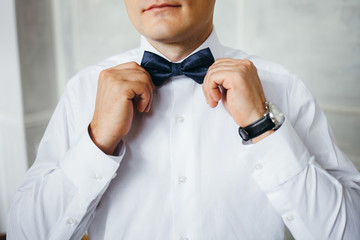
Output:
[{"xmin": 144, "ymin": 3, "xmax": 181, "ymax": 12}]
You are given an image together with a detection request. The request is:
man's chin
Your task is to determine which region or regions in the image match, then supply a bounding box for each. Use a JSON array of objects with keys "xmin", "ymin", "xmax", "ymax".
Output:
[{"xmin": 144, "ymin": 29, "xmax": 188, "ymax": 44}]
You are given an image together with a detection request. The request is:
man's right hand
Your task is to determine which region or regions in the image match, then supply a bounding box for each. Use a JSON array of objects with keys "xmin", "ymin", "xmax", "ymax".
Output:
[{"xmin": 89, "ymin": 62, "xmax": 154, "ymax": 155}]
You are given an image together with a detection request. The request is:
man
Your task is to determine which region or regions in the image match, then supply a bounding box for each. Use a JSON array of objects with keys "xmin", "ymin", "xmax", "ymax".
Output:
[{"xmin": 7, "ymin": 0, "xmax": 360, "ymax": 239}]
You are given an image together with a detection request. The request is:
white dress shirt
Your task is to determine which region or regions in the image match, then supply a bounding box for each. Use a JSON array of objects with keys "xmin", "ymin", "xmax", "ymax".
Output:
[{"xmin": 7, "ymin": 30, "xmax": 360, "ymax": 240}]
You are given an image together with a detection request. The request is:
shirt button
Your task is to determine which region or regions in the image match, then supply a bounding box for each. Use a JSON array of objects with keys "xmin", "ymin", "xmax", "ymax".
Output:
[
  {"xmin": 254, "ymin": 163, "xmax": 263, "ymax": 170},
  {"xmin": 178, "ymin": 176, "xmax": 187, "ymax": 183},
  {"xmin": 176, "ymin": 115, "xmax": 185, "ymax": 123},
  {"xmin": 286, "ymin": 216, "xmax": 294, "ymax": 222},
  {"xmin": 67, "ymin": 218, "xmax": 77, "ymax": 226},
  {"xmin": 94, "ymin": 173, "xmax": 103, "ymax": 181}
]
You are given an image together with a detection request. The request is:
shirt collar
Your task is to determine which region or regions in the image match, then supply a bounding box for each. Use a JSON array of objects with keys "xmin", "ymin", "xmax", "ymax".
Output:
[{"xmin": 138, "ymin": 29, "xmax": 224, "ymax": 64}]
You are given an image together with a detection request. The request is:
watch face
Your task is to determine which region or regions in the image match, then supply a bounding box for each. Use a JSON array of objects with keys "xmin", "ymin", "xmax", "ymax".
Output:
[{"xmin": 268, "ymin": 102, "xmax": 285, "ymax": 128}]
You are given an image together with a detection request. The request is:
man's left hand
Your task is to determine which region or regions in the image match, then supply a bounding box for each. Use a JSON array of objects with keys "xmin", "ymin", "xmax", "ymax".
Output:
[{"xmin": 202, "ymin": 58, "xmax": 272, "ymax": 142}]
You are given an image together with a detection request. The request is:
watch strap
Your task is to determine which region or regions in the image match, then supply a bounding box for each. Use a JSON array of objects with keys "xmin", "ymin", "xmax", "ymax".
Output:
[{"xmin": 238, "ymin": 114, "xmax": 275, "ymax": 141}]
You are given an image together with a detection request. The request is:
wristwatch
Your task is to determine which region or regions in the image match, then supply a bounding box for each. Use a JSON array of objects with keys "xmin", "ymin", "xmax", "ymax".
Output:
[{"xmin": 238, "ymin": 101, "xmax": 285, "ymax": 141}]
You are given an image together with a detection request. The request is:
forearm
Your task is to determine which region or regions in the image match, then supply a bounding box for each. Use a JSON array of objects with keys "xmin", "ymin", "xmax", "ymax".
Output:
[
  {"xmin": 270, "ymin": 161, "xmax": 360, "ymax": 239},
  {"xmin": 244, "ymin": 120, "xmax": 360, "ymax": 239},
  {"xmin": 7, "ymin": 130, "xmax": 123, "ymax": 240}
]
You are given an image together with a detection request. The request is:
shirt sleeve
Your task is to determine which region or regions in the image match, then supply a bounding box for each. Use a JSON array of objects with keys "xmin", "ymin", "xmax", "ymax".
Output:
[
  {"xmin": 6, "ymin": 78, "xmax": 125, "ymax": 240},
  {"xmin": 242, "ymin": 77, "xmax": 360, "ymax": 239}
]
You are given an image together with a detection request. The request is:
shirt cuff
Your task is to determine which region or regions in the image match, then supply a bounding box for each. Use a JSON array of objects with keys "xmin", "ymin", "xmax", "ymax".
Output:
[
  {"xmin": 241, "ymin": 118, "xmax": 310, "ymax": 192},
  {"xmin": 60, "ymin": 129, "xmax": 125, "ymax": 201}
]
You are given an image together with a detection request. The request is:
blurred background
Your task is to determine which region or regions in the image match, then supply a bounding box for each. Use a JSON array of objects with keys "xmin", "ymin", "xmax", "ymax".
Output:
[{"xmin": 1, "ymin": 0, "xmax": 359, "ymax": 237}]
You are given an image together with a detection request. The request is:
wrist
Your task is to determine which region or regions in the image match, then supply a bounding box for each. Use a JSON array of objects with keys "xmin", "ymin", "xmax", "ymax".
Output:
[
  {"xmin": 238, "ymin": 101, "xmax": 284, "ymax": 142},
  {"xmin": 241, "ymin": 111, "xmax": 266, "ymax": 127},
  {"xmin": 88, "ymin": 124, "xmax": 122, "ymax": 155},
  {"xmin": 251, "ymin": 129, "xmax": 274, "ymax": 144}
]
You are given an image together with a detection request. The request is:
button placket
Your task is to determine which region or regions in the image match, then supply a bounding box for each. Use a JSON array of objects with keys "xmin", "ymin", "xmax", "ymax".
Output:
[
  {"xmin": 254, "ymin": 162, "xmax": 263, "ymax": 170},
  {"xmin": 178, "ymin": 176, "xmax": 187, "ymax": 183},
  {"xmin": 176, "ymin": 115, "xmax": 185, "ymax": 123},
  {"xmin": 170, "ymin": 80, "xmax": 199, "ymax": 239},
  {"xmin": 180, "ymin": 237, "xmax": 190, "ymax": 240}
]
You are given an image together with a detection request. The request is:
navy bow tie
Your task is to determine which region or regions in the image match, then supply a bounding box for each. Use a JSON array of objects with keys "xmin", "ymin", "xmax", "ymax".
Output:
[{"xmin": 140, "ymin": 47, "xmax": 215, "ymax": 86}]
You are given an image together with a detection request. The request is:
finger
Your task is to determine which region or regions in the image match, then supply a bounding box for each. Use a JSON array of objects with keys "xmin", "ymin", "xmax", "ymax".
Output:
[
  {"xmin": 119, "ymin": 70, "xmax": 153, "ymax": 112},
  {"xmin": 114, "ymin": 61, "xmax": 141, "ymax": 70},
  {"xmin": 211, "ymin": 59, "xmax": 238, "ymax": 67},
  {"xmin": 135, "ymin": 86, "xmax": 152, "ymax": 112},
  {"xmin": 208, "ymin": 65, "xmax": 240, "ymax": 74},
  {"xmin": 204, "ymin": 71, "xmax": 224, "ymax": 108},
  {"xmin": 208, "ymin": 77, "xmax": 223, "ymax": 104},
  {"xmin": 125, "ymin": 81, "xmax": 152, "ymax": 112},
  {"xmin": 208, "ymin": 61, "xmax": 252, "ymax": 74},
  {"xmin": 137, "ymin": 71, "xmax": 154, "ymax": 112},
  {"xmin": 213, "ymin": 58, "xmax": 237, "ymax": 63},
  {"xmin": 208, "ymin": 60, "xmax": 238, "ymax": 70},
  {"xmin": 213, "ymin": 58, "xmax": 252, "ymax": 65},
  {"xmin": 113, "ymin": 62, "xmax": 153, "ymax": 83},
  {"xmin": 140, "ymin": 67, "xmax": 155, "ymax": 90},
  {"xmin": 202, "ymin": 72, "xmax": 214, "ymax": 106},
  {"xmin": 108, "ymin": 61, "xmax": 155, "ymax": 90},
  {"xmin": 125, "ymin": 69, "xmax": 154, "ymax": 95},
  {"xmin": 128, "ymin": 67, "xmax": 155, "ymax": 91},
  {"xmin": 209, "ymin": 59, "xmax": 255, "ymax": 74},
  {"xmin": 144, "ymin": 85, "xmax": 154, "ymax": 112},
  {"xmin": 137, "ymin": 92, "xmax": 151, "ymax": 112}
]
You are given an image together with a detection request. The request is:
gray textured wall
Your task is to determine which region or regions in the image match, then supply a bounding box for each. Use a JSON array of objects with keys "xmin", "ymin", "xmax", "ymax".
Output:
[
  {"xmin": 0, "ymin": 0, "xmax": 28, "ymax": 233},
  {"xmin": 16, "ymin": 0, "xmax": 360, "ymax": 168},
  {"xmin": 15, "ymin": 0, "xmax": 58, "ymax": 166}
]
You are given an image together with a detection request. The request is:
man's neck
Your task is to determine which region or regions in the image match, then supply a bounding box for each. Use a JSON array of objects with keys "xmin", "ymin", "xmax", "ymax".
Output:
[{"xmin": 146, "ymin": 26, "xmax": 213, "ymax": 62}]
